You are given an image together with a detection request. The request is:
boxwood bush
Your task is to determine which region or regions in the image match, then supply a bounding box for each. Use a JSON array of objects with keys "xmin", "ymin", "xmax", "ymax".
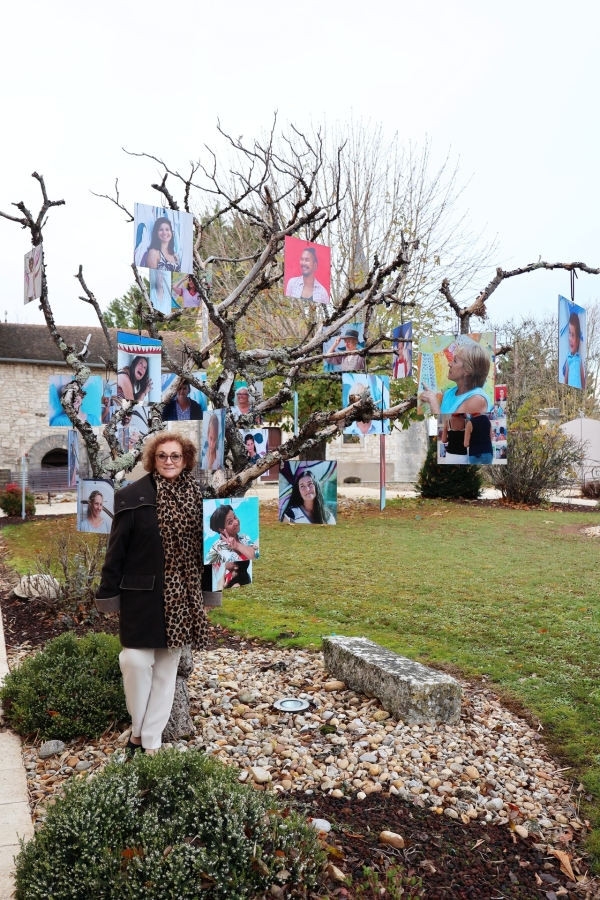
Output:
[
  {"xmin": 15, "ymin": 750, "xmax": 325, "ymax": 900},
  {"xmin": 0, "ymin": 632, "xmax": 127, "ymax": 739}
]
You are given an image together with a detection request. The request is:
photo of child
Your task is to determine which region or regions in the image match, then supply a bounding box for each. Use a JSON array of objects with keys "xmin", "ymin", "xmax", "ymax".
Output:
[
  {"xmin": 558, "ymin": 295, "xmax": 586, "ymax": 390},
  {"xmin": 392, "ymin": 322, "xmax": 413, "ymax": 378},
  {"xmin": 203, "ymin": 497, "xmax": 259, "ymax": 591}
]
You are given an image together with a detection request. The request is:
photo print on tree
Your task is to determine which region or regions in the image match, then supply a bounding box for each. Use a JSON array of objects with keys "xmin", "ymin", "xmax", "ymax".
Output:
[
  {"xmin": 161, "ymin": 372, "xmax": 208, "ymax": 421},
  {"xmin": 133, "ymin": 203, "xmax": 194, "ymax": 274},
  {"xmin": 68, "ymin": 430, "xmax": 79, "ymax": 487},
  {"xmin": 231, "ymin": 381, "xmax": 263, "ymax": 421},
  {"xmin": 240, "ymin": 428, "xmax": 269, "ymax": 464},
  {"xmin": 323, "ymin": 322, "xmax": 365, "ymax": 372},
  {"xmin": 392, "ymin": 321, "xmax": 413, "ymax": 378},
  {"xmin": 342, "ymin": 374, "xmax": 390, "ymax": 435},
  {"xmin": 278, "ymin": 460, "xmax": 337, "ymax": 525},
  {"xmin": 284, "ymin": 235, "xmax": 331, "ymax": 304},
  {"xmin": 437, "ymin": 367, "xmax": 505, "ymax": 467},
  {"xmin": 149, "ymin": 269, "xmax": 172, "ymax": 316},
  {"xmin": 203, "ymin": 497, "xmax": 259, "ymax": 590},
  {"xmin": 117, "ymin": 331, "xmax": 162, "ymax": 405},
  {"xmin": 24, "ymin": 245, "xmax": 42, "ymax": 304},
  {"xmin": 201, "ymin": 408, "xmax": 226, "ymax": 472},
  {"xmin": 171, "ymin": 271, "xmax": 200, "ymax": 308},
  {"xmin": 417, "ymin": 332, "xmax": 495, "ymax": 417},
  {"xmin": 49, "ymin": 375, "xmax": 103, "ymax": 427},
  {"xmin": 558, "ymin": 295, "xmax": 586, "ymax": 390},
  {"xmin": 117, "ymin": 404, "xmax": 150, "ymax": 452},
  {"xmin": 77, "ymin": 479, "xmax": 114, "ymax": 535}
]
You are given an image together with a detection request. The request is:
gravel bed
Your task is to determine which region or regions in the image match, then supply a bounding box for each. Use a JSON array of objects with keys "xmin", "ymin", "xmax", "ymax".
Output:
[{"xmin": 18, "ymin": 644, "xmax": 584, "ymax": 850}]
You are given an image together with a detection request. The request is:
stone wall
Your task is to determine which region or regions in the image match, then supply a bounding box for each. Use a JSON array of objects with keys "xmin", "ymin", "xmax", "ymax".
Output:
[
  {"xmin": 327, "ymin": 419, "xmax": 427, "ymax": 485},
  {"xmin": 0, "ymin": 362, "xmax": 85, "ymax": 473}
]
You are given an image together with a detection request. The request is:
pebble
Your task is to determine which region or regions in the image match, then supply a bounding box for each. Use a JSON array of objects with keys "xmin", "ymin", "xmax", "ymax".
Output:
[
  {"xmin": 379, "ymin": 830, "xmax": 405, "ymax": 849},
  {"xmin": 16, "ymin": 643, "xmax": 581, "ymax": 847},
  {"xmin": 310, "ymin": 818, "xmax": 331, "ymax": 833},
  {"xmin": 38, "ymin": 740, "xmax": 65, "ymax": 759}
]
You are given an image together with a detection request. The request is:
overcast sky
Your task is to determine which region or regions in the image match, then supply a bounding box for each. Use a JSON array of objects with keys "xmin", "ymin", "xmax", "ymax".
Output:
[{"xmin": 2, "ymin": 0, "xmax": 599, "ymax": 331}]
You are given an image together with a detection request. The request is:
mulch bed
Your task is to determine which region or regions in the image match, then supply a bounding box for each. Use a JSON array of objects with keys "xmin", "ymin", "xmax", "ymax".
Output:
[{"xmin": 300, "ymin": 792, "xmax": 587, "ymax": 899}]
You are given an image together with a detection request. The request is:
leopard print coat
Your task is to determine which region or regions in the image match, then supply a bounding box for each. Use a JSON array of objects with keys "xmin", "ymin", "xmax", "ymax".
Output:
[{"xmin": 154, "ymin": 469, "xmax": 208, "ymax": 650}]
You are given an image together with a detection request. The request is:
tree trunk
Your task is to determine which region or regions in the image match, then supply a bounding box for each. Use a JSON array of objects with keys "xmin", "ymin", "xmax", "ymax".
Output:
[
  {"xmin": 299, "ymin": 439, "xmax": 327, "ymax": 461},
  {"xmin": 162, "ymin": 648, "xmax": 194, "ymax": 742}
]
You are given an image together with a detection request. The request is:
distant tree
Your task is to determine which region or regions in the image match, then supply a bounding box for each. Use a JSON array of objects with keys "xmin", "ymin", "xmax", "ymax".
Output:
[{"xmin": 103, "ymin": 284, "xmax": 144, "ymax": 330}]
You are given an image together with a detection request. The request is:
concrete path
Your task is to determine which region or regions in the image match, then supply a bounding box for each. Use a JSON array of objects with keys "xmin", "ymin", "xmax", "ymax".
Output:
[{"xmin": 0, "ymin": 604, "xmax": 33, "ymax": 899}]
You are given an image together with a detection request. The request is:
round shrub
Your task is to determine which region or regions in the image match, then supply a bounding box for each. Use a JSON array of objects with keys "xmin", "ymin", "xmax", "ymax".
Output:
[
  {"xmin": 15, "ymin": 750, "xmax": 325, "ymax": 900},
  {"xmin": 0, "ymin": 482, "xmax": 35, "ymax": 517},
  {"xmin": 0, "ymin": 632, "xmax": 127, "ymax": 740}
]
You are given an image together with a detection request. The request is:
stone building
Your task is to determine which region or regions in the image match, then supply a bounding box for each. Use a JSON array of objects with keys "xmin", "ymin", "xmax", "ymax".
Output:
[
  {"xmin": 0, "ymin": 324, "xmax": 182, "ymax": 479},
  {"xmin": 0, "ymin": 323, "xmax": 427, "ymax": 486}
]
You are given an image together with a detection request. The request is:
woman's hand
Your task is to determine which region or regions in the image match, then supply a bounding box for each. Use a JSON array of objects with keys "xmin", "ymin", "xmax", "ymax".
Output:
[
  {"xmin": 140, "ymin": 379, "xmax": 153, "ymax": 400},
  {"xmin": 419, "ymin": 383, "xmax": 441, "ymax": 414}
]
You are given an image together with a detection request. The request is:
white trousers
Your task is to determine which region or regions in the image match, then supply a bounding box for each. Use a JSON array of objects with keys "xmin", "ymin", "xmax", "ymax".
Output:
[{"xmin": 119, "ymin": 647, "xmax": 181, "ymax": 750}]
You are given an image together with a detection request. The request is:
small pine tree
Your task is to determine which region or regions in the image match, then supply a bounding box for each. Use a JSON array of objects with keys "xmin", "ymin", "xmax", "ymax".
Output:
[{"xmin": 417, "ymin": 438, "xmax": 483, "ymax": 500}]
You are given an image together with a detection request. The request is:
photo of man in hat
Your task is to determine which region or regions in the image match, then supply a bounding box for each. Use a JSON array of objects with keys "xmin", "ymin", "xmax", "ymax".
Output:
[{"xmin": 323, "ymin": 325, "xmax": 366, "ymax": 372}]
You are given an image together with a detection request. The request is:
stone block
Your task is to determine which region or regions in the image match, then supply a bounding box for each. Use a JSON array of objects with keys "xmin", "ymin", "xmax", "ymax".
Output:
[{"xmin": 322, "ymin": 636, "xmax": 461, "ymax": 724}]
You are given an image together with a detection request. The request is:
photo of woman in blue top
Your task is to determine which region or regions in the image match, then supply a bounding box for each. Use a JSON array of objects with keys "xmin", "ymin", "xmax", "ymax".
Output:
[{"xmin": 419, "ymin": 342, "xmax": 492, "ymax": 416}]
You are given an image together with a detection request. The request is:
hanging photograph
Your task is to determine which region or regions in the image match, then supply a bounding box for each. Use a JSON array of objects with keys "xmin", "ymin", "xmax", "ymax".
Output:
[
  {"xmin": 201, "ymin": 408, "xmax": 226, "ymax": 471},
  {"xmin": 203, "ymin": 497, "xmax": 259, "ymax": 590},
  {"xmin": 323, "ymin": 323, "xmax": 365, "ymax": 372},
  {"xmin": 437, "ymin": 379, "xmax": 508, "ymax": 466},
  {"xmin": 133, "ymin": 203, "xmax": 194, "ymax": 274},
  {"xmin": 231, "ymin": 381, "xmax": 263, "ymax": 421},
  {"xmin": 77, "ymin": 478, "xmax": 114, "ymax": 535},
  {"xmin": 558, "ymin": 295, "xmax": 586, "ymax": 390},
  {"xmin": 149, "ymin": 270, "xmax": 172, "ymax": 316},
  {"xmin": 24, "ymin": 245, "xmax": 42, "ymax": 305},
  {"xmin": 117, "ymin": 331, "xmax": 162, "ymax": 405},
  {"xmin": 117, "ymin": 404, "xmax": 150, "ymax": 452},
  {"xmin": 240, "ymin": 428, "xmax": 269, "ymax": 464},
  {"xmin": 161, "ymin": 372, "xmax": 208, "ymax": 421},
  {"xmin": 171, "ymin": 272, "xmax": 200, "ymax": 308},
  {"xmin": 392, "ymin": 322, "xmax": 413, "ymax": 378},
  {"xmin": 49, "ymin": 375, "xmax": 103, "ymax": 427},
  {"xmin": 342, "ymin": 374, "xmax": 390, "ymax": 435},
  {"xmin": 67, "ymin": 430, "xmax": 79, "ymax": 487},
  {"xmin": 417, "ymin": 332, "xmax": 495, "ymax": 416},
  {"xmin": 284, "ymin": 235, "xmax": 331, "ymax": 304},
  {"xmin": 278, "ymin": 460, "xmax": 337, "ymax": 525}
]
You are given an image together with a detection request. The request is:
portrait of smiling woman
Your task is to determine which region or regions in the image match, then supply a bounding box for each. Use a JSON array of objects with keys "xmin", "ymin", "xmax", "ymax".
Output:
[{"xmin": 96, "ymin": 432, "xmax": 207, "ymax": 755}]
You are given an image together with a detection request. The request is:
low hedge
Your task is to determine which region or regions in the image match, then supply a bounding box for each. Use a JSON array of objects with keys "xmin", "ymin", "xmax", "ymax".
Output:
[
  {"xmin": 0, "ymin": 632, "xmax": 127, "ymax": 739},
  {"xmin": 15, "ymin": 750, "xmax": 325, "ymax": 900},
  {"xmin": 0, "ymin": 482, "xmax": 35, "ymax": 517}
]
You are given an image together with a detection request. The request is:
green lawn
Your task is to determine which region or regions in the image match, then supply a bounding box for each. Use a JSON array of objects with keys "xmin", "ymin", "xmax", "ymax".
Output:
[{"xmin": 4, "ymin": 501, "xmax": 600, "ymax": 853}]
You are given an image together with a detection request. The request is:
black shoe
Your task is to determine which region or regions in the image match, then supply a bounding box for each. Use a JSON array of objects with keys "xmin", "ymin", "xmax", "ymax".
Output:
[{"xmin": 126, "ymin": 738, "xmax": 144, "ymax": 756}]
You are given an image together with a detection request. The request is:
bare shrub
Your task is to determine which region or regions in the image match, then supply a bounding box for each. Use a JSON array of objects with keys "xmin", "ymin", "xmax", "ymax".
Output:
[
  {"xmin": 581, "ymin": 480, "xmax": 600, "ymax": 500},
  {"xmin": 32, "ymin": 534, "xmax": 108, "ymax": 624}
]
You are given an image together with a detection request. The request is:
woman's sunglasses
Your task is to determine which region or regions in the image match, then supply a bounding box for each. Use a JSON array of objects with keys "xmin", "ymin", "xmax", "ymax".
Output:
[{"xmin": 156, "ymin": 452, "xmax": 182, "ymax": 462}]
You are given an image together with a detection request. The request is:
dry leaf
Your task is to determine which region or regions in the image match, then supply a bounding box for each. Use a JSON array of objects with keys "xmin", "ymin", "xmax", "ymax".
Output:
[
  {"xmin": 472, "ymin": 839, "xmax": 485, "ymax": 850},
  {"xmin": 535, "ymin": 872, "xmax": 543, "ymax": 886},
  {"xmin": 549, "ymin": 849, "xmax": 575, "ymax": 882}
]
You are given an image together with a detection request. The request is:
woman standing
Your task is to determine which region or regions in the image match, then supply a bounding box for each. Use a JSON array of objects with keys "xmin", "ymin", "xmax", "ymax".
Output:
[
  {"xmin": 146, "ymin": 217, "xmax": 181, "ymax": 271},
  {"xmin": 280, "ymin": 470, "xmax": 335, "ymax": 524},
  {"xmin": 96, "ymin": 432, "xmax": 207, "ymax": 754}
]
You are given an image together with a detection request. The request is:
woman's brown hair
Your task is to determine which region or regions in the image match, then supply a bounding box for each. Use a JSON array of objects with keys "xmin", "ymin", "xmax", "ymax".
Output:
[{"xmin": 142, "ymin": 431, "xmax": 197, "ymax": 472}]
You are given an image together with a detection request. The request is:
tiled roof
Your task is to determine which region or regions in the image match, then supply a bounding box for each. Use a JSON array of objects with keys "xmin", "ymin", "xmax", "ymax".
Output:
[{"xmin": 0, "ymin": 324, "xmax": 185, "ymax": 367}]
